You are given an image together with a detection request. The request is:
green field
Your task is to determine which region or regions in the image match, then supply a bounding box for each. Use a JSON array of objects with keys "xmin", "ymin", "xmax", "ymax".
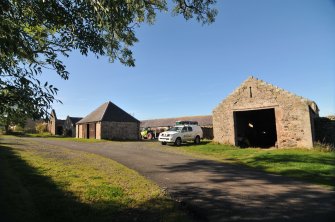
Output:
[
  {"xmin": 0, "ymin": 138, "xmax": 190, "ymax": 222},
  {"xmin": 169, "ymin": 142, "xmax": 335, "ymax": 189},
  {"xmin": 6, "ymin": 133, "xmax": 107, "ymax": 143}
]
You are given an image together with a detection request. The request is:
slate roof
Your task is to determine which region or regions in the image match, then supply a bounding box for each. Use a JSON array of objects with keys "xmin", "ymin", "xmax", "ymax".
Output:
[
  {"xmin": 69, "ymin": 117, "xmax": 82, "ymax": 124},
  {"xmin": 77, "ymin": 101, "xmax": 139, "ymax": 124},
  {"xmin": 56, "ymin": 119, "xmax": 65, "ymax": 126},
  {"xmin": 140, "ymin": 115, "xmax": 212, "ymax": 128}
]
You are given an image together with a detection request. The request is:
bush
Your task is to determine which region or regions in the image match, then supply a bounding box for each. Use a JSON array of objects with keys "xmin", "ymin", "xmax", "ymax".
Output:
[
  {"xmin": 14, "ymin": 125, "xmax": 24, "ymax": 132},
  {"xmin": 35, "ymin": 123, "xmax": 48, "ymax": 134}
]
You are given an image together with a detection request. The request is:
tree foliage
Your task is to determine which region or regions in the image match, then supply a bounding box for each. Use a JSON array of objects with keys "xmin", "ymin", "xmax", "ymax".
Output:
[{"xmin": 0, "ymin": 0, "xmax": 217, "ymax": 121}]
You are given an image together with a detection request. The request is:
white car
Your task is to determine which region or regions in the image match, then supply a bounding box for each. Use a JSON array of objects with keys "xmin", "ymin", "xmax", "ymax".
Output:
[{"xmin": 158, "ymin": 124, "xmax": 203, "ymax": 146}]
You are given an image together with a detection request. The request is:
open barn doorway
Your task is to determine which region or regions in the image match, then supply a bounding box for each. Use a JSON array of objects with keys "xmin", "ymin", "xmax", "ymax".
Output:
[{"xmin": 234, "ymin": 108, "xmax": 277, "ymax": 148}]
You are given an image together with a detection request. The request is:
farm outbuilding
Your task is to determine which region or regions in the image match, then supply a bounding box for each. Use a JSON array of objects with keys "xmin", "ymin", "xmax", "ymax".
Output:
[
  {"xmin": 63, "ymin": 116, "xmax": 82, "ymax": 137},
  {"xmin": 213, "ymin": 77, "xmax": 319, "ymax": 148},
  {"xmin": 47, "ymin": 109, "xmax": 65, "ymax": 135},
  {"xmin": 76, "ymin": 101, "xmax": 140, "ymax": 140}
]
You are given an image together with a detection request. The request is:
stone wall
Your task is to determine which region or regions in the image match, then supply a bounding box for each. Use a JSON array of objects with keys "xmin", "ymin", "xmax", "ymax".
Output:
[
  {"xmin": 213, "ymin": 77, "xmax": 316, "ymax": 148},
  {"xmin": 96, "ymin": 122, "xmax": 101, "ymax": 139},
  {"xmin": 48, "ymin": 115, "xmax": 57, "ymax": 135},
  {"xmin": 315, "ymin": 116, "xmax": 335, "ymax": 146},
  {"xmin": 77, "ymin": 124, "xmax": 83, "ymax": 138},
  {"xmin": 101, "ymin": 121, "xmax": 139, "ymax": 140},
  {"xmin": 63, "ymin": 118, "xmax": 74, "ymax": 137}
]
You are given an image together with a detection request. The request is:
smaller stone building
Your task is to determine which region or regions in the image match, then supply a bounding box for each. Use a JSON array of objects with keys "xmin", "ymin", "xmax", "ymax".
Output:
[
  {"xmin": 213, "ymin": 77, "xmax": 319, "ymax": 148},
  {"xmin": 76, "ymin": 101, "xmax": 140, "ymax": 140},
  {"xmin": 63, "ymin": 116, "xmax": 82, "ymax": 137},
  {"xmin": 47, "ymin": 110, "xmax": 65, "ymax": 135}
]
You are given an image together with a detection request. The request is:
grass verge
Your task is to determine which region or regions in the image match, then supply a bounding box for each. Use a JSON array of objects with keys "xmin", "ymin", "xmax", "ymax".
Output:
[
  {"xmin": 168, "ymin": 142, "xmax": 335, "ymax": 189},
  {"xmin": 5, "ymin": 133, "xmax": 107, "ymax": 143},
  {"xmin": 0, "ymin": 138, "xmax": 191, "ymax": 222}
]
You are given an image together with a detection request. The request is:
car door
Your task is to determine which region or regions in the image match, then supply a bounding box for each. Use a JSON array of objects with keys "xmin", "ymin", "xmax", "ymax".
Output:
[
  {"xmin": 180, "ymin": 127, "xmax": 188, "ymax": 141},
  {"xmin": 186, "ymin": 126, "xmax": 193, "ymax": 140}
]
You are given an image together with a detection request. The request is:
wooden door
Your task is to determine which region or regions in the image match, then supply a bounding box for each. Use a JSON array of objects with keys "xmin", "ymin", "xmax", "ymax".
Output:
[{"xmin": 89, "ymin": 123, "xmax": 96, "ymax": 139}]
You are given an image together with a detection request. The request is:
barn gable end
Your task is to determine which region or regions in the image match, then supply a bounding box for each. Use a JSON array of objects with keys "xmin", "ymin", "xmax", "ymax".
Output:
[{"xmin": 213, "ymin": 76, "xmax": 318, "ymax": 148}]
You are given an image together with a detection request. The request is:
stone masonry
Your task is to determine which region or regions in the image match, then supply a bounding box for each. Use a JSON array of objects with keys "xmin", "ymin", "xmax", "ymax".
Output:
[
  {"xmin": 100, "ymin": 121, "xmax": 139, "ymax": 140},
  {"xmin": 213, "ymin": 77, "xmax": 319, "ymax": 148}
]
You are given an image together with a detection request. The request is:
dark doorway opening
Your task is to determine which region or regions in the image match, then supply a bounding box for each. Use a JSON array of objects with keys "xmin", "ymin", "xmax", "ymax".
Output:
[
  {"xmin": 86, "ymin": 124, "xmax": 90, "ymax": 139},
  {"xmin": 234, "ymin": 108, "xmax": 277, "ymax": 148},
  {"xmin": 56, "ymin": 126, "xmax": 63, "ymax": 135}
]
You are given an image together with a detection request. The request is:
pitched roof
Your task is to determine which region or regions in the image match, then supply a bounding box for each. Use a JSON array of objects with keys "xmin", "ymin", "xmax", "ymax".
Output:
[
  {"xmin": 69, "ymin": 117, "xmax": 82, "ymax": 124},
  {"xmin": 57, "ymin": 119, "xmax": 65, "ymax": 126},
  {"xmin": 140, "ymin": 115, "xmax": 212, "ymax": 128},
  {"xmin": 219, "ymin": 76, "xmax": 319, "ymax": 113},
  {"xmin": 77, "ymin": 101, "xmax": 139, "ymax": 124}
]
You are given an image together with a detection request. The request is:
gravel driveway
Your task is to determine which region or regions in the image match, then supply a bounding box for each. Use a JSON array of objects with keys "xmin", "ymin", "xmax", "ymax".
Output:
[{"xmin": 17, "ymin": 138, "xmax": 335, "ymax": 221}]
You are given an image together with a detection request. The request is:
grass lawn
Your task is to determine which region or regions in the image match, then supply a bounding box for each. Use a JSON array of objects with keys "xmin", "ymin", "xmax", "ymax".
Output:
[
  {"xmin": 45, "ymin": 137, "xmax": 108, "ymax": 143},
  {"xmin": 169, "ymin": 142, "xmax": 335, "ymax": 189},
  {"xmin": 6, "ymin": 133, "xmax": 107, "ymax": 143},
  {"xmin": 0, "ymin": 137, "xmax": 191, "ymax": 222}
]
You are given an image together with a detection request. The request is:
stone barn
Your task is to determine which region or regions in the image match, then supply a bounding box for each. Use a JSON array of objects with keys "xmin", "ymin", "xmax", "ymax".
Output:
[
  {"xmin": 47, "ymin": 109, "xmax": 65, "ymax": 135},
  {"xmin": 63, "ymin": 116, "xmax": 82, "ymax": 137},
  {"xmin": 76, "ymin": 101, "xmax": 140, "ymax": 140},
  {"xmin": 213, "ymin": 77, "xmax": 319, "ymax": 148}
]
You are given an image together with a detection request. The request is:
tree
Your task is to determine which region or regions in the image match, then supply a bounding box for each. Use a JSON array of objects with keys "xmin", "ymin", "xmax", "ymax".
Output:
[{"xmin": 0, "ymin": 0, "xmax": 217, "ymax": 121}]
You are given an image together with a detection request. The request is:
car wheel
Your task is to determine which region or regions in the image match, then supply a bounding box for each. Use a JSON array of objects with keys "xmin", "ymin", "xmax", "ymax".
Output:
[
  {"xmin": 194, "ymin": 136, "xmax": 200, "ymax": 145},
  {"xmin": 161, "ymin": 142, "xmax": 167, "ymax": 145},
  {"xmin": 174, "ymin": 137, "xmax": 182, "ymax": 146}
]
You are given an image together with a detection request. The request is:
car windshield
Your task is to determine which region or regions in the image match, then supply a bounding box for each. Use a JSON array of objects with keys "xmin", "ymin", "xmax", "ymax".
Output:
[{"xmin": 168, "ymin": 126, "xmax": 183, "ymax": 132}]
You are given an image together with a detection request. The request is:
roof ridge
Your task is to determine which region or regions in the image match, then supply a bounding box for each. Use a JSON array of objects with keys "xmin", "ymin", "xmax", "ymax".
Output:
[
  {"xmin": 141, "ymin": 115, "xmax": 212, "ymax": 122},
  {"xmin": 100, "ymin": 101, "xmax": 111, "ymax": 121},
  {"xmin": 214, "ymin": 76, "xmax": 316, "ymax": 112}
]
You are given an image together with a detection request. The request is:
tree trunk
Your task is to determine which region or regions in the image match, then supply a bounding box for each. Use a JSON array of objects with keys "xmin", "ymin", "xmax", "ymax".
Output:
[{"xmin": 4, "ymin": 124, "xmax": 9, "ymax": 134}]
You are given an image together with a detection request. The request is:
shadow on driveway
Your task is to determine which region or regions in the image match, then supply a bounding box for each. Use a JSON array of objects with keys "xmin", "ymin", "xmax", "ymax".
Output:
[{"xmin": 161, "ymin": 159, "xmax": 335, "ymax": 222}]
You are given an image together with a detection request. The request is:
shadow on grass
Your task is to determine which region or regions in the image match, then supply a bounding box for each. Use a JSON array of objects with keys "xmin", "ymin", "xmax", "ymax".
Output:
[
  {"xmin": 0, "ymin": 145, "xmax": 188, "ymax": 222},
  {"xmin": 165, "ymin": 141, "xmax": 212, "ymax": 147},
  {"xmin": 246, "ymin": 154, "xmax": 335, "ymax": 188},
  {"xmin": 3, "ymin": 132, "xmax": 57, "ymax": 138}
]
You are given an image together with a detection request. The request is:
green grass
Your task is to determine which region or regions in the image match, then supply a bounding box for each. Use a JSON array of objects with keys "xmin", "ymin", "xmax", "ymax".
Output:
[
  {"xmin": 0, "ymin": 138, "xmax": 191, "ymax": 222},
  {"xmin": 46, "ymin": 137, "xmax": 108, "ymax": 143},
  {"xmin": 25, "ymin": 132, "xmax": 55, "ymax": 137},
  {"xmin": 171, "ymin": 142, "xmax": 335, "ymax": 189},
  {"xmin": 8, "ymin": 133, "xmax": 107, "ymax": 143}
]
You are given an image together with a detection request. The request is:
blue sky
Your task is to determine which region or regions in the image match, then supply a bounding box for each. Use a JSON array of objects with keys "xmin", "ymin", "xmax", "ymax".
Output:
[{"xmin": 44, "ymin": 0, "xmax": 335, "ymax": 120}]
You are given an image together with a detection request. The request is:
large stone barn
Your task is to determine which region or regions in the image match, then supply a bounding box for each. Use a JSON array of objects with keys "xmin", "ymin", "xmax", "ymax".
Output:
[
  {"xmin": 76, "ymin": 101, "xmax": 140, "ymax": 140},
  {"xmin": 213, "ymin": 77, "xmax": 319, "ymax": 148}
]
